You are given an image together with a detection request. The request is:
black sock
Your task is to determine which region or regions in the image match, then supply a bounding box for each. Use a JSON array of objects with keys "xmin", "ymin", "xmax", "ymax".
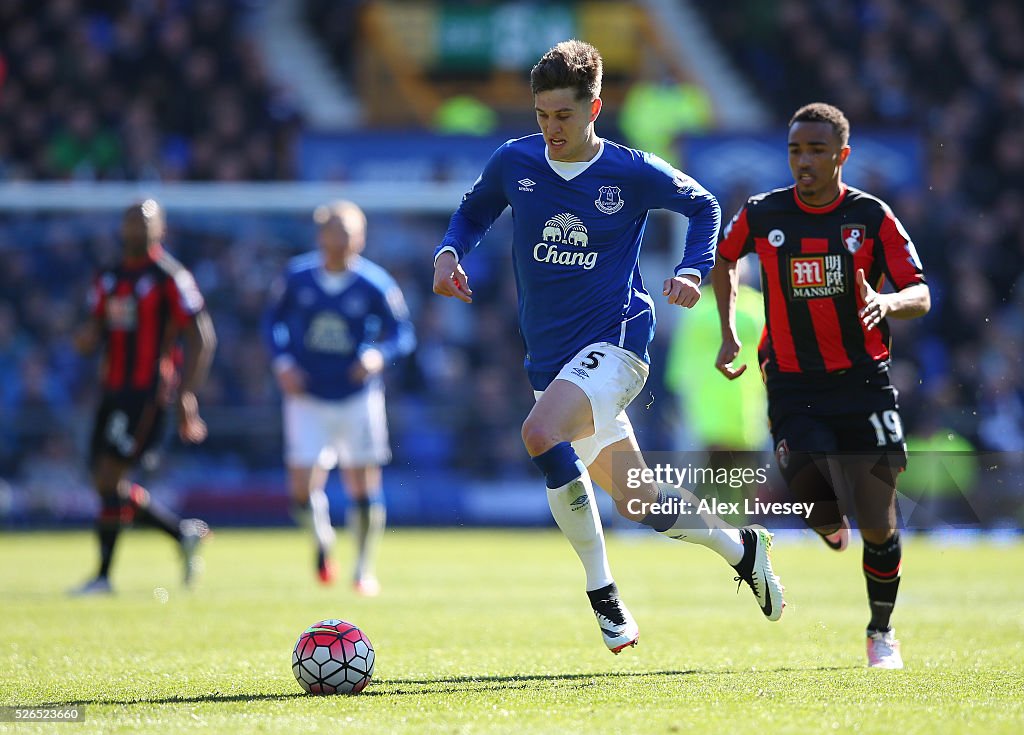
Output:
[
  {"xmin": 97, "ymin": 496, "xmax": 123, "ymax": 579},
  {"xmin": 127, "ymin": 483, "xmax": 182, "ymax": 541},
  {"xmin": 586, "ymin": 581, "xmax": 619, "ymax": 607},
  {"xmin": 587, "ymin": 582, "xmax": 627, "ymax": 625},
  {"xmin": 863, "ymin": 532, "xmax": 902, "ymax": 632},
  {"xmin": 638, "ymin": 489, "xmax": 681, "ymax": 532}
]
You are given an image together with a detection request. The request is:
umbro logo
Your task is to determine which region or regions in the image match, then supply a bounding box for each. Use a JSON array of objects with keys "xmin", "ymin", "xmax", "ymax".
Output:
[{"xmin": 518, "ymin": 178, "xmax": 536, "ymax": 192}]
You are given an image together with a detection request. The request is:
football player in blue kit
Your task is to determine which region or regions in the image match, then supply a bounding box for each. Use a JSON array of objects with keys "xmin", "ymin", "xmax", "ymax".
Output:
[
  {"xmin": 433, "ymin": 40, "xmax": 785, "ymax": 652},
  {"xmin": 265, "ymin": 201, "xmax": 415, "ymax": 595}
]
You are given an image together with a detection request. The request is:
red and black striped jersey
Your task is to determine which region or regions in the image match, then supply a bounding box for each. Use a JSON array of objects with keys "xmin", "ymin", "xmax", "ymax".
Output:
[
  {"xmin": 719, "ymin": 185, "xmax": 925, "ymax": 375},
  {"xmin": 87, "ymin": 245, "xmax": 205, "ymax": 395}
]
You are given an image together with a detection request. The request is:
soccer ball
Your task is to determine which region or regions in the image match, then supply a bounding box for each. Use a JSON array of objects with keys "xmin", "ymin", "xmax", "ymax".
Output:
[{"xmin": 291, "ymin": 618, "xmax": 375, "ymax": 694}]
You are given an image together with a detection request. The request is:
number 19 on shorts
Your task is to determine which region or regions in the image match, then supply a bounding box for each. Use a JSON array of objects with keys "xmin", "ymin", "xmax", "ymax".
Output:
[{"xmin": 868, "ymin": 410, "xmax": 904, "ymax": 447}]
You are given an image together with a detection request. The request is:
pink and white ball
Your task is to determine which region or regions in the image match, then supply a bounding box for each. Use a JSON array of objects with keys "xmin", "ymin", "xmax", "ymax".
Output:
[{"xmin": 291, "ymin": 619, "xmax": 375, "ymax": 695}]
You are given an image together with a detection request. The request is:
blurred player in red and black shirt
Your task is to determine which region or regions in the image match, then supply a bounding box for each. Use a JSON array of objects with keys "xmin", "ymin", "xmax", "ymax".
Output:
[
  {"xmin": 71, "ymin": 200, "xmax": 217, "ymax": 595},
  {"xmin": 712, "ymin": 104, "xmax": 930, "ymax": 669}
]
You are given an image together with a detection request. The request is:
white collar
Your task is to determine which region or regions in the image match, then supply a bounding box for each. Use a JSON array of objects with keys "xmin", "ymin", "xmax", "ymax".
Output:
[
  {"xmin": 545, "ymin": 139, "xmax": 605, "ymax": 181},
  {"xmin": 315, "ymin": 266, "xmax": 356, "ymax": 295}
]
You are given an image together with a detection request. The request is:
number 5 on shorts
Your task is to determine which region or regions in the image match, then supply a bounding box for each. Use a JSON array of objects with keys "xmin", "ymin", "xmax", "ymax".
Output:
[{"xmin": 580, "ymin": 351, "xmax": 605, "ymax": 370}]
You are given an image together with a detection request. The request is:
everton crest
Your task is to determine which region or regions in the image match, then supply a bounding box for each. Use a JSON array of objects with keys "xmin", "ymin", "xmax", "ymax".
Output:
[
  {"xmin": 841, "ymin": 224, "xmax": 866, "ymax": 254},
  {"xmin": 595, "ymin": 185, "xmax": 624, "ymax": 214}
]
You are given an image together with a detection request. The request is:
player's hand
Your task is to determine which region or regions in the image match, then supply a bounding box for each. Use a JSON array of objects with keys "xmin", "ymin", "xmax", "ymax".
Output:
[
  {"xmin": 276, "ymin": 364, "xmax": 307, "ymax": 395},
  {"xmin": 433, "ymin": 251, "xmax": 473, "ymax": 303},
  {"xmin": 715, "ymin": 334, "xmax": 747, "ymax": 380},
  {"xmin": 73, "ymin": 322, "xmax": 101, "ymax": 355},
  {"xmin": 350, "ymin": 348, "xmax": 384, "ymax": 382},
  {"xmin": 176, "ymin": 391, "xmax": 208, "ymax": 444},
  {"xmin": 857, "ymin": 269, "xmax": 888, "ymax": 331},
  {"xmin": 663, "ymin": 274, "xmax": 701, "ymax": 308}
]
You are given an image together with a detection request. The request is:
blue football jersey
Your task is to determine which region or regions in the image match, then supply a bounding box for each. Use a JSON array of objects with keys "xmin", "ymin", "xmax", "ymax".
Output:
[
  {"xmin": 435, "ymin": 134, "xmax": 720, "ymax": 390},
  {"xmin": 263, "ymin": 254, "xmax": 415, "ymax": 400}
]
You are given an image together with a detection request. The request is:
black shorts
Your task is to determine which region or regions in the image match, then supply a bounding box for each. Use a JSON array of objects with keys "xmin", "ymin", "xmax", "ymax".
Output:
[
  {"xmin": 89, "ymin": 392, "xmax": 167, "ymax": 467},
  {"xmin": 767, "ymin": 364, "xmax": 908, "ymax": 473}
]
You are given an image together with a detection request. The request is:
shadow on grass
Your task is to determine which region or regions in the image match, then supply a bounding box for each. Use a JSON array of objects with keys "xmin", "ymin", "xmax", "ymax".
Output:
[{"xmin": 52, "ymin": 665, "xmax": 859, "ymax": 706}]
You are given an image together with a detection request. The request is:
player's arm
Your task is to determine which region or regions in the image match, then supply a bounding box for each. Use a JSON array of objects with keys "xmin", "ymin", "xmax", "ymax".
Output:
[
  {"xmin": 169, "ymin": 268, "xmax": 216, "ymax": 443},
  {"xmin": 859, "ymin": 205, "xmax": 931, "ymax": 330},
  {"xmin": 856, "ymin": 272, "xmax": 930, "ymax": 331},
  {"xmin": 75, "ymin": 276, "xmax": 106, "ymax": 355},
  {"xmin": 74, "ymin": 317, "xmax": 103, "ymax": 355},
  {"xmin": 432, "ymin": 251, "xmax": 473, "ymax": 303},
  {"xmin": 178, "ymin": 308, "xmax": 216, "ymax": 442},
  {"xmin": 712, "ymin": 255, "xmax": 745, "ymax": 379},
  {"xmin": 352, "ymin": 280, "xmax": 417, "ymax": 382},
  {"xmin": 642, "ymin": 156, "xmax": 721, "ymax": 308},
  {"xmin": 433, "ymin": 144, "xmax": 510, "ymax": 303},
  {"xmin": 180, "ymin": 309, "xmax": 216, "ymax": 395},
  {"xmin": 712, "ymin": 205, "xmax": 754, "ymax": 379},
  {"xmin": 262, "ymin": 273, "xmax": 307, "ymax": 395}
]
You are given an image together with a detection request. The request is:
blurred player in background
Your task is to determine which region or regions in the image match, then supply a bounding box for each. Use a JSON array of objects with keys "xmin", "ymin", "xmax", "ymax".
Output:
[
  {"xmin": 72, "ymin": 200, "xmax": 216, "ymax": 595},
  {"xmin": 433, "ymin": 40, "xmax": 785, "ymax": 654},
  {"xmin": 264, "ymin": 200, "xmax": 415, "ymax": 595},
  {"xmin": 713, "ymin": 103, "xmax": 931, "ymax": 669},
  {"xmin": 666, "ymin": 257, "xmax": 768, "ymax": 452}
]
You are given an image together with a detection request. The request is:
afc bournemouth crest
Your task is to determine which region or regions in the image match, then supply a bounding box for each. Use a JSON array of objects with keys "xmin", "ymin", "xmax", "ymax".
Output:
[
  {"xmin": 841, "ymin": 224, "xmax": 866, "ymax": 254},
  {"xmin": 595, "ymin": 185, "xmax": 624, "ymax": 214}
]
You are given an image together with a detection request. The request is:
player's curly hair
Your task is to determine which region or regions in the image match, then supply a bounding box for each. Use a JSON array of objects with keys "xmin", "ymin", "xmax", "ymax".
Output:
[
  {"xmin": 530, "ymin": 40, "xmax": 603, "ymax": 101},
  {"xmin": 789, "ymin": 103, "xmax": 850, "ymax": 147}
]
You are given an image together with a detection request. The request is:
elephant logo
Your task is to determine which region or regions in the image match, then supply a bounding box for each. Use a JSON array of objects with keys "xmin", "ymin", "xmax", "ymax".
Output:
[
  {"xmin": 542, "ymin": 213, "xmax": 588, "ymax": 246},
  {"xmin": 533, "ymin": 213, "xmax": 597, "ymax": 270}
]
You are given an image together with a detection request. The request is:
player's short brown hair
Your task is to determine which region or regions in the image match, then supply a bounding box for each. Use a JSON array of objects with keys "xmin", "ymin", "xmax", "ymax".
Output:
[
  {"xmin": 789, "ymin": 103, "xmax": 850, "ymax": 147},
  {"xmin": 530, "ymin": 40, "xmax": 603, "ymax": 101}
]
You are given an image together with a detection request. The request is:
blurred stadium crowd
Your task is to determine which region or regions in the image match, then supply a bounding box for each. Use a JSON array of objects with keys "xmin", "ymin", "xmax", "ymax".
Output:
[
  {"xmin": 0, "ymin": 0, "xmax": 299, "ymax": 180},
  {"xmin": 0, "ymin": 0, "xmax": 1021, "ymax": 524}
]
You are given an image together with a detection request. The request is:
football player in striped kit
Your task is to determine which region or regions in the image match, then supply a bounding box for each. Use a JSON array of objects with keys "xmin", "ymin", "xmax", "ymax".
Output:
[{"xmin": 714, "ymin": 103, "xmax": 931, "ymax": 668}]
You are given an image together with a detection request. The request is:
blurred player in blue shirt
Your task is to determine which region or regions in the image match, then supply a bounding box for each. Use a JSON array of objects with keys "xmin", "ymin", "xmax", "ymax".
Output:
[
  {"xmin": 433, "ymin": 40, "xmax": 785, "ymax": 653},
  {"xmin": 265, "ymin": 201, "xmax": 414, "ymax": 595}
]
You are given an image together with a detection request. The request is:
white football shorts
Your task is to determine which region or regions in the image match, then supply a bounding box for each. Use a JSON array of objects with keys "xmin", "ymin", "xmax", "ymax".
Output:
[
  {"xmin": 533, "ymin": 342, "xmax": 649, "ymax": 466},
  {"xmin": 283, "ymin": 387, "xmax": 391, "ymax": 469}
]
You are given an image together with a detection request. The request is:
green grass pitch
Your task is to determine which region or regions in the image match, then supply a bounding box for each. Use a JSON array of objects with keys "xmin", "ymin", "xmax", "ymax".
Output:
[{"xmin": 1, "ymin": 528, "xmax": 1022, "ymax": 734}]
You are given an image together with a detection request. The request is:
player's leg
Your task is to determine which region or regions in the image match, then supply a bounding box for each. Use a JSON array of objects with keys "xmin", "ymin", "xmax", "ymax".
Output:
[
  {"xmin": 523, "ymin": 351, "xmax": 633, "ymax": 653},
  {"xmin": 340, "ymin": 466, "xmax": 385, "ymax": 596},
  {"xmin": 73, "ymin": 398, "xmax": 201, "ymax": 593},
  {"xmin": 283, "ymin": 394, "xmax": 337, "ymax": 582},
  {"xmin": 71, "ymin": 400, "xmax": 125, "ymax": 593},
  {"xmin": 119, "ymin": 400, "xmax": 208, "ymax": 585},
  {"xmin": 523, "ymin": 377, "xmax": 614, "ymax": 592},
  {"xmin": 844, "ymin": 405, "xmax": 907, "ymax": 669},
  {"xmin": 588, "ymin": 436, "xmax": 743, "ymax": 563},
  {"xmin": 71, "ymin": 452, "xmax": 129, "ymax": 595},
  {"xmin": 336, "ymin": 384, "xmax": 391, "ymax": 596},
  {"xmin": 288, "ymin": 463, "xmax": 336, "ymax": 582},
  {"xmin": 850, "ymin": 457, "xmax": 904, "ymax": 668},
  {"xmin": 588, "ymin": 435, "xmax": 784, "ymax": 622},
  {"xmin": 773, "ymin": 414, "xmax": 849, "ymax": 551},
  {"xmin": 122, "ymin": 475, "xmax": 209, "ymax": 587}
]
